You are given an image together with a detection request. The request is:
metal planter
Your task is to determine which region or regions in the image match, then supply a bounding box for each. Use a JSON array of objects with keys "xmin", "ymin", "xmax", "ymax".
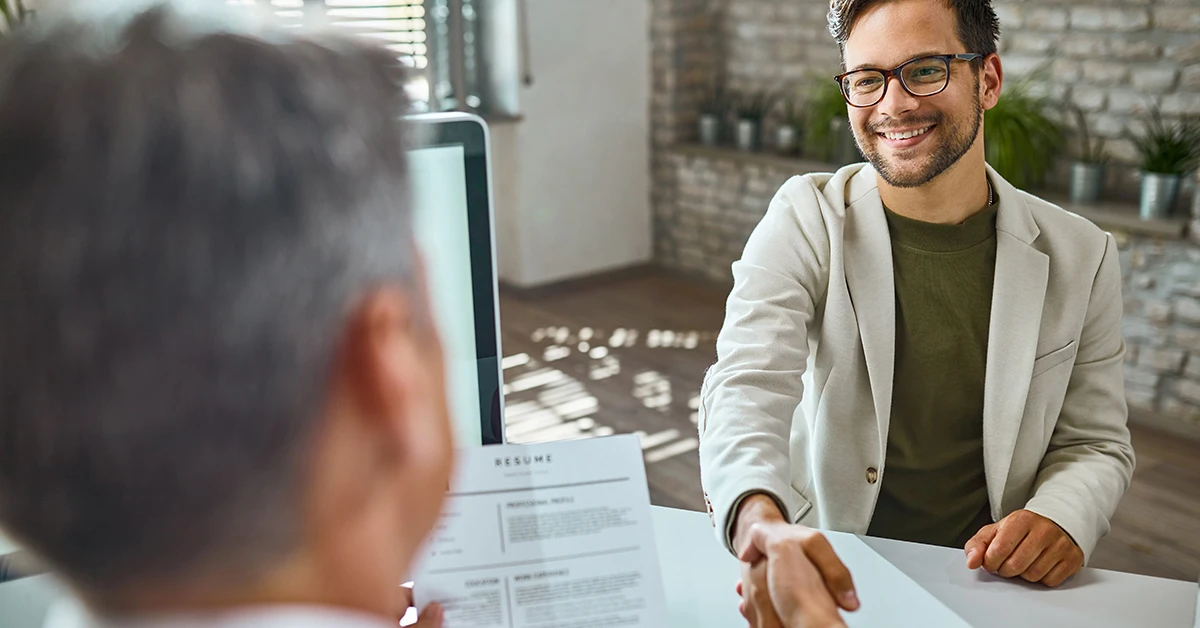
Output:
[
  {"xmin": 1140, "ymin": 172, "xmax": 1181, "ymax": 220},
  {"xmin": 776, "ymin": 124, "xmax": 800, "ymax": 155},
  {"xmin": 698, "ymin": 114, "xmax": 721, "ymax": 147},
  {"xmin": 1069, "ymin": 162, "xmax": 1104, "ymax": 205},
  {"xmin": 735, "ymin": 119, "xmax": 760, "ymax": 152}
]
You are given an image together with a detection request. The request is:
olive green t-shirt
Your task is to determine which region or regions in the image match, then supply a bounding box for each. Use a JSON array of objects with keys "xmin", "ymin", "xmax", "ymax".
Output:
[{"xmin": 865, "ymin": 202, "xmax": 998, "ymax": 548}]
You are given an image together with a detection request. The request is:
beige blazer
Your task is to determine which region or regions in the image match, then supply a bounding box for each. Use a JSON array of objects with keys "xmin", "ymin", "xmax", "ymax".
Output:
[{"xmin": 697, "ymin": 163, "xmax": 1135, "ymax": 563}]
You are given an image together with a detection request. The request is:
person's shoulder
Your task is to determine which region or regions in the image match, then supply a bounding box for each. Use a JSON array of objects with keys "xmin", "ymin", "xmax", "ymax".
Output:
[
  {"xmin": 1016, "ymin": 189, "xmax": 1111, "ymax": 246},
  {"xmin": 773, "ymin": 163, "xmax": 872, "ymax": 217}
]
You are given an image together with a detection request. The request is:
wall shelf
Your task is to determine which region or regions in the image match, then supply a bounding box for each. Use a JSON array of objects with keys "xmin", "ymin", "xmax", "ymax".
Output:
[{"xmin": 666, "ymin": 144, "xmax": 1192, "ymax": 241}]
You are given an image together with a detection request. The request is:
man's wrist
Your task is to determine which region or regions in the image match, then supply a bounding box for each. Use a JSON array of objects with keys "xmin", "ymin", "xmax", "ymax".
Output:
[{"xmin": 732, "ymin": 492, "xmax": 787, "ymax": 555}]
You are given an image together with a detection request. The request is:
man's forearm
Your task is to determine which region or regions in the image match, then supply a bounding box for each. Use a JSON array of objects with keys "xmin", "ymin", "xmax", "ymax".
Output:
[{"xmin": 732, "ymin": 492, "xmax": 788, "ymax": 555}]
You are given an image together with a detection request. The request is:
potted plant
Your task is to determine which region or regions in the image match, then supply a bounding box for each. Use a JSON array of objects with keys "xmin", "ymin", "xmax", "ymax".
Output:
[
  {"xmin": 983, "ymin": 67, "xmax": 1063, "ymax": 190},
  {"xmin": 1129, "ymin": 105, "xmax": 1200, "ymax": 219},
  {"xmin": 805, "ymin": 76, "xmax": 857, "ymax": 165},
  {"xmin": 1068, "ymin": 103, "xmax": 1107, "ymax": 205},
  {"xmin": 1, "ymin": 0, "xmax": 31, "ymax": 31},
  {"xmin": 733, "ymin": 90, "xmax": 776, "ymax": 152},
  {"xmin": 776, "ymin": 97, "xmax": 805, "ymax": 156},
  {"xmin": 697, "ymin": 83, "xmax": 729, "ymax": 147}
]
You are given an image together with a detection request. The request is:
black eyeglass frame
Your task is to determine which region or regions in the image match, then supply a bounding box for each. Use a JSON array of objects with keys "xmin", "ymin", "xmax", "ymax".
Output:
[{"xmin": 833, "ymin": 53, "xmax": 986, "ymax": 108}]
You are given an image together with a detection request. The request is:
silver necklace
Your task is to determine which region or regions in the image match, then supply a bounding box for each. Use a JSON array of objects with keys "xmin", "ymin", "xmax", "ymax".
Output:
[{"xmin": 987, "ymin": 178, "xmax": 995, "ymax": 207}]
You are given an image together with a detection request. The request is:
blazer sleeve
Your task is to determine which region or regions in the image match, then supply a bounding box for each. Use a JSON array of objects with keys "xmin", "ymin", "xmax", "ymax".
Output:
[
  {"xmin": 697, "ymin": 176, "xmax": 832, "ymax": 554},
  {"xmin": 1024, "ymin": 232, "xmax": 1136, "ymax": 564}
]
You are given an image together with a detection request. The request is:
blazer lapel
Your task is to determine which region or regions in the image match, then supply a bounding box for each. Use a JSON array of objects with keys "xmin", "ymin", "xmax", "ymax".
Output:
[
  {"xmin": 982, "ymin": 165, "xmax": 1049, "ymax": 517},
  {"xmin": 841, "ymin": 165, "xmax": 896, "ymax": 456}
]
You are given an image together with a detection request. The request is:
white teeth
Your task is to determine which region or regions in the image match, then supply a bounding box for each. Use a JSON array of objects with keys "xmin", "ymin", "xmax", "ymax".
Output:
[{"xmin": 883, "ymin": 126, "xmax": 931, "ymax": 140}]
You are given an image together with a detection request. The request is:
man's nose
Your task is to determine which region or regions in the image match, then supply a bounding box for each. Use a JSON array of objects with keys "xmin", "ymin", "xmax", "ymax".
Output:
[{"xmin": 875, "ymin": 75, "xmax": 920, "ymax": 119}]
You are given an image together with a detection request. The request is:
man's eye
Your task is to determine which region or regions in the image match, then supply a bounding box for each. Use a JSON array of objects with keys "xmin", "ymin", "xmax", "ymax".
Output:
[{"xmin": 856, "ymin": 77, "xmax": 882, "ymax": 89}]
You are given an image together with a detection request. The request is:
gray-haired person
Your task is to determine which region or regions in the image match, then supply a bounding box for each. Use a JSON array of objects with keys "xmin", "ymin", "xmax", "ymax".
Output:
[{"xmin": 0, "ymin": 4, "xmax": 452, "ymax": 627}]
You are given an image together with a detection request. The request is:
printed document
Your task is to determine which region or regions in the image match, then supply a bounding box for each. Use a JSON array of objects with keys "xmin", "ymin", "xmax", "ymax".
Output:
[{"xmin": 412, "ymin": 435, "xmax": 668, "ymax": 628}]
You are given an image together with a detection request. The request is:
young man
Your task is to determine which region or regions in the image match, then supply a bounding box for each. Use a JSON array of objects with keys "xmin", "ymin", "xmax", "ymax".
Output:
[
  {"xmin": 0, "ymin": 5, "xmax": 450, "ymax": 627},
  {"xmin": 697, "ymin": 0, "xmax": 1136, "ymax": 624}
]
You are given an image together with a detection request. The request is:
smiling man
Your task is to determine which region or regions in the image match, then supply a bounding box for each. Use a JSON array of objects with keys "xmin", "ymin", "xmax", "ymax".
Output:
[{"xmin": 696, "ymin": 0, "xmax": 1136, "ymax": 625}]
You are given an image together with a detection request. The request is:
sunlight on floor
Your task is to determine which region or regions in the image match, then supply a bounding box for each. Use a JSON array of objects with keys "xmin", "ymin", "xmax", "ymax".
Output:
[{"xmin": 500, "ymin": 324, "xmax": 715, "ymax": 464}]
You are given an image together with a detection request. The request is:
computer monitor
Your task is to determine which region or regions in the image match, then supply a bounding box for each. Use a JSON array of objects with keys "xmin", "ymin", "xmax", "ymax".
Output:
[{"xmin": 406, "ymin": 112, "xmax": 505, "ymax": 446}]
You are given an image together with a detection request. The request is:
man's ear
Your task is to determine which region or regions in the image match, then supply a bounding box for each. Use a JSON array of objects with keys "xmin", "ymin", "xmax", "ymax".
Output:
[
  {"xmin": 337, "ymin": 287, "xmax": 425, "ymax": 443},
  {"xmin": 981, "ymin": 53, "xmax": 1003, "ymax": 111}
]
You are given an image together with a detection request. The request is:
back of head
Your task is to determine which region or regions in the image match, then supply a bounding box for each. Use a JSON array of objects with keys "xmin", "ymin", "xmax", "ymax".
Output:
[{"xmin": 0, "ymin": 1, "xmax": 417, "ymax": 598}]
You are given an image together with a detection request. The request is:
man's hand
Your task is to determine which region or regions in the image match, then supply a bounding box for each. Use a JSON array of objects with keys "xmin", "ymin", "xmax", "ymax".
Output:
[
  {"xmin": 737, "ymin": 521, "xmax": 857, "ymax": 628},
  {"xmin": 397, "ymin": 585, "xmax": 444, "ymax": 627},
  {"xmin": 734, "ymin": 521, "xmax": 859, "ymax": 628},
  {"xmin": 964, "ymin": 509, "xmax": 1084, "ymax": 587},
  {"xmin": 732, "ymin": 494, "xmax": 790, "ymax": 627}
]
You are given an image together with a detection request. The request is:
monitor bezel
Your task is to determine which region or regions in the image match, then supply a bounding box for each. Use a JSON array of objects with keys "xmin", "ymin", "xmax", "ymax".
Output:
[{"xmin": 405, "ymin": 112, "xmax": 505, "ymax": 446}]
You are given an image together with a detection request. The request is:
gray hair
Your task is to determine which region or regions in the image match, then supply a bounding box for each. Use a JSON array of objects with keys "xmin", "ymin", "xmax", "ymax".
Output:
[{"xmin": 0, "ymin": 5, "xmax": 417, "ymax": 595}]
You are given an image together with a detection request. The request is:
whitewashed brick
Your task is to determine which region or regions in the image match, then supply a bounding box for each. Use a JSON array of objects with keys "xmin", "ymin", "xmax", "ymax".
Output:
[
  {"xmin": 1145, "ymin": 300, "xmax": 1173, "ymax": 323},
  {"xmin": 1083, "ymin": 61, "xmax": 1130, "ymax": 84},
  {"xmin": 1177, "ymin": 297, "xmax": 1200, "ymax": 326},
  {"xmin": 1183, "ymin": 66, "xmax": 1200, "ymax": 90},
  {"xmin": 1106, "ymin": 91, "xmax": 1145, "ymax": 115},
  {"xmin": 995, "ymin": 4, "xmax": 1023, "ymax": 30},
  {"xmin": 1071, "ymin": 7, "xmax": 1150, "ymax": 32},
  {"xmin": 1155, "ymin": 8, "xmax": 1200, "ymax": 33},
  {"xmin": 1011, "ymin": 32, "xmax": 1053, "ymax": 54},
  {"xmin": 1169, "ymin": 41, "xmax": 1200, "ymax": 64},
  {"xmin": 1163, "ymin": 93, "xmax": 1200, "ymax": 116},
  {"xmin": 1110, "ymin": 40, "xmax": 1162, "ymax": 62},
  {"xmin": 1140, "ymin": 346, "xmax": 1186, "ymax": 373},
  {"xmin": 1072, "ymin": 86, "xmax": 1108, "ymax": 112},
  {"xmin": 1062, "ymin": 34, "xmax": 1108, "ymax": 58},
  {"xmin": 1175, "ymin": 380, "xmax": 1200, "ymax": 406},
  {"xmin": 1125, "ymin": 365, "xmax": 1162, "ymax": 389},
  {"xmin": 1025, "ymin": 8, "xmax": 1068, "ymax": 31},
  {"xmin": 1131, "ymin": 66, "xmax": 1179, "ymax": 92},
  {"xmin": 1162, "ymin": 398, "xmax": 1200, "ymax": 423},
  {"xmin": 1126, "ymin": 388, "xmax": 1158, "ymax": 412}
]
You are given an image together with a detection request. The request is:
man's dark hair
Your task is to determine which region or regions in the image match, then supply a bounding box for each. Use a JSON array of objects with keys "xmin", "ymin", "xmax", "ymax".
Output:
[
  {"xmin": 0, "ymin": 5, "xmax": 417, "ymax": 597},
  {"xmin": 827, "ymin": 0, "xmax": 1000, "ymax": 63}
]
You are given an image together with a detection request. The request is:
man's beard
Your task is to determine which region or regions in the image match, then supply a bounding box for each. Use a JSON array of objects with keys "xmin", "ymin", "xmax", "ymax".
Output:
[{"xmin": 853, "ymin": 82, "xmax": 983, "ymax": 189}]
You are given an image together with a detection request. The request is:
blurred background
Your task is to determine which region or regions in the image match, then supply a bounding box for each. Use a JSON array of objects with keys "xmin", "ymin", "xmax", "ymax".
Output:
[{"xmin": 3, "ymin": 0, "xmax": 1197, "ymax": 584}]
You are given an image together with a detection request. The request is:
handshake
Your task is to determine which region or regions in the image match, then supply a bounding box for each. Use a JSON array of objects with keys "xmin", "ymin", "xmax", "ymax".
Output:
[{"xmin": 732, "ymin": 495, "xmax": 1086, "ymax": 628}]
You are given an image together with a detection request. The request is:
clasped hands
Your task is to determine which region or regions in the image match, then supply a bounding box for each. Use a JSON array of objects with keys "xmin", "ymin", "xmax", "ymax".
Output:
[{"xmin": 734, "ymin": 496, "xmax": 1084, "ymax": 628}]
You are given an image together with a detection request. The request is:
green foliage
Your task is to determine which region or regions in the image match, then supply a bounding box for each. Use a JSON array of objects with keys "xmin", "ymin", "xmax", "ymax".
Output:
[
  {"xmin": 1069, "ymin": 103, "xmax": 1107, "ymax": 164},
  {"xmin": 0, "ymin": 0, "xmax": 30, "ymax": 31},
  {"xmin": 983, "ymin": 68, "xmax": 1064, "ymax": 189},
  {"xmin": 804, "ymin": 76, "xmax": 849, "ymax": 162},
  {"xmin": 1129, "ymin": 104, "xmax": 1200, "ymax": 176},
  {"xmin": 733, "ymin": 90, "xmax": 778, "ymax": 122}
]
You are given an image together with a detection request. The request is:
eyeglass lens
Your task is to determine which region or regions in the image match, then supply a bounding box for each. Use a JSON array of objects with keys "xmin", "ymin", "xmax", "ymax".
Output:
[{"xmin": 842, "ymin": 57, "xmax": 950, "ymax": 107}]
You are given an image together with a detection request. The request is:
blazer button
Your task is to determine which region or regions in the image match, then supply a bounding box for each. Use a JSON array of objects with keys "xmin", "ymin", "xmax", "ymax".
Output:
[{"xmin": 866, "ymin": 467, "xmax": 879, "ymax": 484}]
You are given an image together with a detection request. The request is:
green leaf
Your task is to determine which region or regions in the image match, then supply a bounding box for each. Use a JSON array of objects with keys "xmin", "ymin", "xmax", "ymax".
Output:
[{"xmin": 984, "ymin": 69, "xmax": 1063, "ymax": 188}]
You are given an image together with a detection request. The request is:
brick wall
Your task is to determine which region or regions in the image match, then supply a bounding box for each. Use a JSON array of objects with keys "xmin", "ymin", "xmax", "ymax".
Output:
[
  {"xmin": 1120, "ymin": 234, "xmax": 1200, "ymax": 435},
  {"xmin": 655, "ymin": 148, "xmax": 799, "ymax": 284}
]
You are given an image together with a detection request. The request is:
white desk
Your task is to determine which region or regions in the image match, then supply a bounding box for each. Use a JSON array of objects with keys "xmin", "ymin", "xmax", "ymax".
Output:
[
  {"xmin": 3, "ymin": 508, "xmax": 1197, "ymax": 627},
  {"xmin": 653, "ymin": 506, "xmax": 1198, "ymax": 628}
]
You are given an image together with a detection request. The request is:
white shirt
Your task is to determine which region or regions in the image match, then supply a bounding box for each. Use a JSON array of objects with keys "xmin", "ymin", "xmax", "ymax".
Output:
[{"xmin": 49, "ymin": 602, "xmax": 396, "ymax": 628}]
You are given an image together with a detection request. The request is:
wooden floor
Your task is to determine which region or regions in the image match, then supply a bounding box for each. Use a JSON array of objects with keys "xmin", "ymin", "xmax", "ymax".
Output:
[{"xmin": 498, "ymin": 270, "xmax": 1200, "ymax": 582}]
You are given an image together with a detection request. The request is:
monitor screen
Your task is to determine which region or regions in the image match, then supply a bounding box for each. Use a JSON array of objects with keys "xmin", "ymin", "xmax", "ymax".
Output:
[
  {"xmin": 409, "ymin": 143, "xmax": 484, "ymax": 447},
  {"xmin": 405, "ymin": 113, "xmax": 503, "ymax": 447}
]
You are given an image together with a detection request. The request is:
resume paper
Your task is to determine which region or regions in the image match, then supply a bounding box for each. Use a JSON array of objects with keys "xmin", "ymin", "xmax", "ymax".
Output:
[{"xmin": 412, "ymin": 435, "xmax": 669, "ymax": 627}]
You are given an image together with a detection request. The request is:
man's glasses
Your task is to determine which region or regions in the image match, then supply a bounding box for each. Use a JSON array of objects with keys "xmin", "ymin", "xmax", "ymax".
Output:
[{"xmin": 833, "ymin": 53, "xmax": 985, "ymax": 108}]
